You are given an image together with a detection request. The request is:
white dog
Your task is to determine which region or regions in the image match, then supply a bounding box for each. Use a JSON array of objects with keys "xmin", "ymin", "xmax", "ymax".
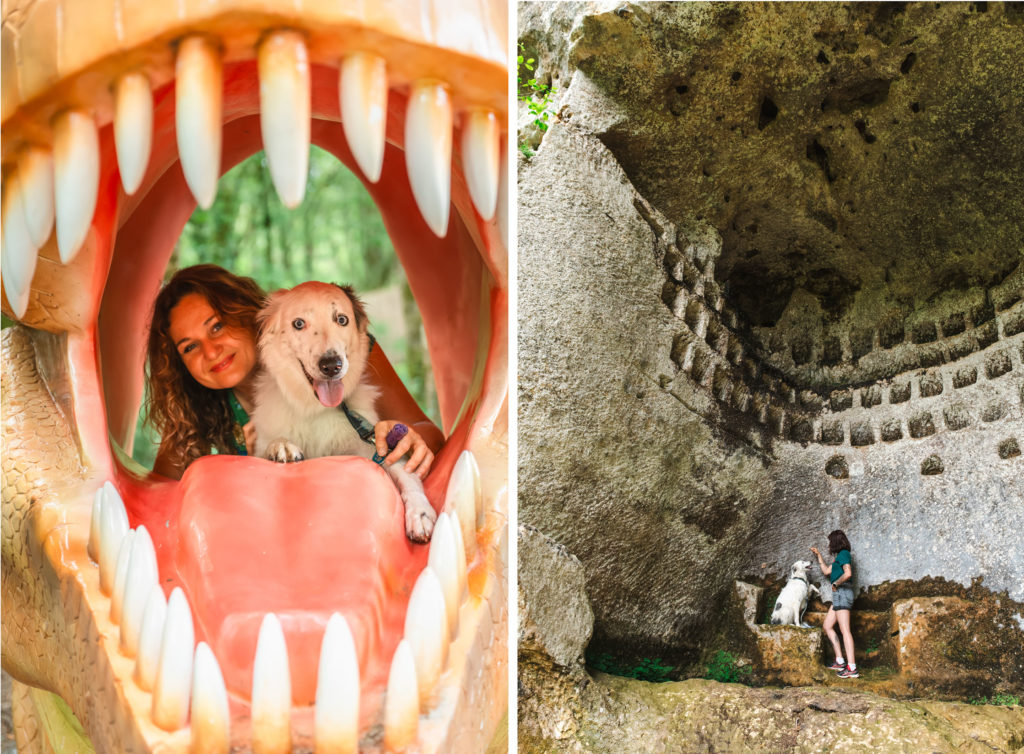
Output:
[
  {"xmin": 251, "ymin": 281, "xmax": 436, "ymax": 543},
  {"xmin": 770, "ymin": 560, "xmax": 820, "ymax": 627}
]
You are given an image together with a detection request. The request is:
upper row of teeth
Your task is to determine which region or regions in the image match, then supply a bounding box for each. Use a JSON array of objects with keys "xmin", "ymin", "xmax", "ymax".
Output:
[
  {"xmin": 2, "ymin": 30, "xmax": 507, "ymax": 318},
  {"xmin": 86, "ymin": 450, "xmax": 484, "ymax": 753}
]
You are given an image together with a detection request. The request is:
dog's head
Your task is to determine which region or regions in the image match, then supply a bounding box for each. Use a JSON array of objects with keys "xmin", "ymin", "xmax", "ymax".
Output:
[
  {"xmin": 790, "ymin": 559, "xmax": 812, "ymax": 580},
  {"xmin": 257, "ymin": 281, "xmax": 370, "ymax": 408}
]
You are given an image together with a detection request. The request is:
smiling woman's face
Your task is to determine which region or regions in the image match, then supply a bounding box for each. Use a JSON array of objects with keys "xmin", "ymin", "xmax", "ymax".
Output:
[{"xmin": 168, "ymin": 292, "xmax": 258, "ymax": 391}]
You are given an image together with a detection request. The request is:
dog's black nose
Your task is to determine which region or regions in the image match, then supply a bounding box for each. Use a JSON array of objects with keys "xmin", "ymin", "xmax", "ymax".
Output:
[{"xmin": 318, "ymin": 354, "xmax": 343, "ymax": 378}]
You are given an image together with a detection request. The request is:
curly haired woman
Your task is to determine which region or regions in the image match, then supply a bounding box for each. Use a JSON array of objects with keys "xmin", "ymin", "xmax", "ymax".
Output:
[{"xmin": 145, "ymin": 264, "xmax": 442, "ymax": 479}]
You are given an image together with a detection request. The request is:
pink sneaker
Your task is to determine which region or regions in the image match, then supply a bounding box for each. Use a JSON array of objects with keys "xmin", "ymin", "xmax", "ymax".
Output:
[
  {"xmin": 828, "ymin": 661, "xmax": 845, "ymax": 671},
  {"xmin": 838, "ymin": 666, "xmax": 859, "ymax": 678}
]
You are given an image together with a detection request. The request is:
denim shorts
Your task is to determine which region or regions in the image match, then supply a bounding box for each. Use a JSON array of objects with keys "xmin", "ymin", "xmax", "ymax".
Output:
[{"xmin": 832, "ymin": 584, "xmax": 854, "ymax": 611}]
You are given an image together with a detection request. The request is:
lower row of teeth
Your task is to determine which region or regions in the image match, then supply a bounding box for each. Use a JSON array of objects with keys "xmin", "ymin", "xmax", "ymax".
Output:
[
  {"xmin": 87, "ymin": 450, "xmax": 484, "ymax": 752},
  {"xmin": 2, "ymin": 29, "xmax": 508, "ymax": 318}
]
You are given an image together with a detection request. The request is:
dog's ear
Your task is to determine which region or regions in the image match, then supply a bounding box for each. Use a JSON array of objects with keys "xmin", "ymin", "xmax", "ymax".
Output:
[
  {"xmin": 256, "ymin": 288, "xmax": 289, "ymax": 335},
  {"xmin": 333, "ymin": 283, "xmax": 369, "ymax": 333}
]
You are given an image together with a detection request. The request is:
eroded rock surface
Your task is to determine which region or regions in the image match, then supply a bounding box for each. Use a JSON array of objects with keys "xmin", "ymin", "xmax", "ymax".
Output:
[{"xmin": 518, "ymin": 2, "xmax": 1024, "ymax": 668}]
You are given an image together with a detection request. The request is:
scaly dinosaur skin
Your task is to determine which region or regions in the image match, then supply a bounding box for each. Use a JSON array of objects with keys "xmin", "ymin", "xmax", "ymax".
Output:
[{"xmin": 1, "ymin": 0, "xmax": 509, "ymax": 751}]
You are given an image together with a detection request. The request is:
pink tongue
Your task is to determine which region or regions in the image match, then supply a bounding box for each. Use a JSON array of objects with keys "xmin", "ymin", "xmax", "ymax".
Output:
[{"xmin": 314, "ymin": 378, "xmax": 345, "ymax": 407}]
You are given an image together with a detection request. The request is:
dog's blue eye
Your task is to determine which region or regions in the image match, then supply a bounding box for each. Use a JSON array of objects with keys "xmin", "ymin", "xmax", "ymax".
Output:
[
  {"xmin": 292, "ymin": 318, "xmax": 305, "ymax": 330},
  {"xmin": 336, "ymin": 313, "xmax": 349, "ymax": 326}
]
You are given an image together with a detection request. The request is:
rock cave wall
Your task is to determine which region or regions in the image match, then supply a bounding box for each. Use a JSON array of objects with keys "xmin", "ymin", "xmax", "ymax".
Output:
[{"xmin": 518, "ymin": 1, "xmax": 1024, "ymax": 657}]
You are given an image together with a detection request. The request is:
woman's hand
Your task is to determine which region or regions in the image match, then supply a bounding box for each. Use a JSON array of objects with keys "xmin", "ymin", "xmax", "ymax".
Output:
[
  {"xmin": 375, "ymin": 420, "xmax": 434, "ymax": 479},
  {"xmin": 810, "ymin": 546, "xmax": 821, "ymax": 557},
  {"xmin": 243, "ymin": 421, "xmax": 258, "ymax": 456}
]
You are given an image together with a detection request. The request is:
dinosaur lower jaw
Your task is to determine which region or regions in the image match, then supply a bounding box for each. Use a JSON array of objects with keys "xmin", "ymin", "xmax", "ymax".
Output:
[{"xmin": 1, "ymin": 5, "xmax": 508, "ymax": 751}]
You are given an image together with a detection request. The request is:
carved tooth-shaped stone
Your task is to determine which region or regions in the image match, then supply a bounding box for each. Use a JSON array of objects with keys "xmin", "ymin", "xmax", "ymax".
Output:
[
  {"xmin": 340, "ymin": 53, "xmax": 387, "ymax": 183},
  {"xmin": 404, "ymin": 567, "xmax": 448, "ymax": 710},
  {"xmin": 315, "ymin": 613, "xmax": 360, "ymax": 754},
  {"xmin": 444, "ymin": 450, "xmax": 482, "ymax": 561},
  {"xmin": 1, "ymin": 168, "xmax": 38, "ymax": 318},
  {"xmin": 52, "ymin": 109, "xmax": 99, "ymax": 263},
  {"xmin": 87, "ymin": 486, "xmax": 103, "ymax": 563},
  {"xmin": 114, "ymin": 72, "xmax": 153, "ymax": 195},
  {"xmin": 428, "ymin": 513, "xmax": 461, "ymax": 638},
  {"xmin": 190, "ymin": 642, "xmax": 231, "ymax": 754},
  {"xmin": 252, "ymin": 613, "xmax": 291, "ymax": 754},
  {"xmin": 461, "ymin": 108, "xmax": 500, "ymax": 220},
  {"xmin": 19, "ymin": 147, "xmax": 54, "ymax": 248},
  {"xmin": 448, "ymin": 508, "xmax": 468, "ymax": 602},
  {"xmin": 152, "ymin": 587, "xmax": 195, "ymax": 731},
  {"xmin": 98, "ymin": 482, "xmax": 129, "ymax": 594},
  {"xmin": 258, "ymin": 30, "xmax": 310, "ymax": 208},
  {"xmin": 134, "ymin": 585, "xmax": 167, "ymax": 692},
  {"xmin": 110, "ymin": 529, "xmax": 136, "ymax": 625},
  {"xmin": 120, "ymin": 525, "xmax": 159, "ymax": 656},
  {"xmin": 405, "ymin": 80, "xmax": 452, "ymax": 238},
  {"xmin": 176, "ymin": 36, "xmax": 222, "ymax": 209},
  {"xmin": 382, "ymin": 639, "xmax": 418, "ymax": 752},
  {"xmin": 497, "ymin": 143, "xmax": 508, "ymax": 247}
]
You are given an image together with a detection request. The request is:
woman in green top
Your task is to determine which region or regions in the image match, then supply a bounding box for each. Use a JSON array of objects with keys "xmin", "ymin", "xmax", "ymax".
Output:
[
  {"xmin": 145, "ymin": 265, "xmax": 441, "ymax": 480},
  {"xmin": 811, "ymin": 529, "xmax": 858, "ymax": 678}
]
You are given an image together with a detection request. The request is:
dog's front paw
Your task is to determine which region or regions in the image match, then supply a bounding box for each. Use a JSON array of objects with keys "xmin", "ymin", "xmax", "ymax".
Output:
[
  {"xmin": 265, "ymin": 439, "xmax": 305, "ymax": 463},
  {"xmin": 403, "ymin": 495, "xmax": 437, "ymax": 544}
]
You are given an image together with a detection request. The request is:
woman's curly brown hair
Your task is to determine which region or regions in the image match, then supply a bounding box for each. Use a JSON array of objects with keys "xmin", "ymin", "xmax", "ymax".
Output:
[{"xmin": 145, "ymin": 265, "xmax": 265, "ymax": 472}]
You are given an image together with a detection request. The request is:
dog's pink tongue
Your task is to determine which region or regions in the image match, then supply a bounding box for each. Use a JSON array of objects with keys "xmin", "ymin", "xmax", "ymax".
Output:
[{"xmin": 314, "ymin": 378, "xmax": 345, "ymax": 407}]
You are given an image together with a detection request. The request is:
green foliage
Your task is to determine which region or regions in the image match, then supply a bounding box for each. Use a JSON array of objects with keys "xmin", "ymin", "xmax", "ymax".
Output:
[
  {"xmin": 762, "ymin": 593, "xmax": 779, "ymax": 624},
  {"xmin": 704, "ymin": 650, "xmax": 753, "ymax": 684},
  {"xmin": 585, "ymin": 651, "xmax": 675, "ymax": 683},
  {"xmin": 863, "ymin": 637, "xmax": 881, "ymax": 654},
  {"xmin": 131, "ymin": 146, "xmax": 440, "ymax": 467},
  {"xmin": 517, "ymin": 42, "xmax": 557, "ymax": 154},
  {"xmin": 518, "ymin": 142, "xmax": 535, "ymax": 159},
  {"xmin": 970, "ymin": 693, "xmax": 1021, "ymax": 706}
]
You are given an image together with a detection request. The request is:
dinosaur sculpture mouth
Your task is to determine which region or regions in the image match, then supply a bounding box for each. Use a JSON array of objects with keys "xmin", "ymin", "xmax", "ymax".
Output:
[{"xmin": 1, "ymin": 2, "xmax": 508, "ymax": 751}]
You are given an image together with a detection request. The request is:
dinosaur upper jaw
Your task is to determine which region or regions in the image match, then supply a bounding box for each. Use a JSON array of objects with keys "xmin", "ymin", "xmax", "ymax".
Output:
[{"xmin": 1, "ymin": 2, "xmax": 509, "ymax": 751}]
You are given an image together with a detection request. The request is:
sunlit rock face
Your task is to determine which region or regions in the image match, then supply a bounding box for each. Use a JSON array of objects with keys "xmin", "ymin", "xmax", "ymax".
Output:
[{"xmin": 518, "ymin": 1, "xmax": 1024, "ymax": 660}]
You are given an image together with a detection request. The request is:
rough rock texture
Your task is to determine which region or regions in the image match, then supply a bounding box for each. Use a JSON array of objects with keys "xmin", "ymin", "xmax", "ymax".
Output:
[
  {"xmin": 520, "ymin": 675, "xmax": 1024, "ymax": 754},
  {"xmin": 518, "ymin": 1, "xmax": 1024, "ymax": 665},
  {"xmin": 518, "ymin": 524, "xmax": 595, "ymax": 670},
  {"xmin": 891, "ymin": 596, "xmax": 1024, "ymax": 697},
  {"xmin": 517, "ymin": 531, "xmax": 1024, "ymax": 753}
]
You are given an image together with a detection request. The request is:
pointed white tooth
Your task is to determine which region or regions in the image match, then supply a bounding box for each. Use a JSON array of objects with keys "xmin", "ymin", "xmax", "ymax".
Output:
[
  {"xmin": 110, "ymin": 529, "xmax": 136, "ymax": 626},
  {"xmin": 315, "ymin": 613, "xmax": 360, "ymax": 754},
  {"xmin": 448, "ymin": 509, "xmax": 468, "ymax": 602},
  {"xmin": 134, "ymin": 585, "xmax": 167, "ymax": 692},
  {"xmin": 497, "ymin": 141, "xmax": 508, "ymax": 247},
  {"xmin": 176, "ymin": 35, "xmax": 222, "ymax": 209},
  {"xmin": 152, "ymin": 587, "xmax": 194, "ymax": 730},
  {"xmin": 428, "ymin": 513, "xmax": 460, "ymax": 638},
  {"xmin": 258, "ymin": 30, "xmax": 310, "ymax": 208},
  {"xmin": 1, "ymin": 169, "xmax": 39, "ymax": 318},
  {"xmin": 461, "ymin": 109, "xmax": 499, "ymax": 220},
  {"xmin": 88, "ymin": 487, "xmax": 103, "ymax": 563},
  {"xmin": 340, "ymin": 52, "xmax": 387, "ymax": 183},
  {"xmin": 19, "ymin": 147, "xmax": 55, "ymax": 247},
  {"xmin": 52, "ymin": 109, "xmax": 99, "ymax": 263},
  {"xmin": 404, "ymin": 567, "xmax": 448, "ymax": 711},
  {"xmin": 191, "ymin": 642, "xmax": 231, "ymax": 754},
  {"xmin": 405, "ymin": 80, "xmax": 452, "ymax": 237},
  {"xmin": 120, "ymin": 525, "xmax": 159, "ymax": 656},
  {"xmin": 443, "ymin": 450, "xmax": 482, "ymax": 561},
  {"xmin": 252, "ymin": 613, "xmax": 291, "ymax": 754},
  {"xmin": 382, "ymin": 639, "xmax": 418, "ymax": 753},
  {"xmin": 99, "ymin": 482, "xmax": 130, "ymax": 594},
  {"xmin": 114, "ymin": 72, "xmax": 153, "ymax": 195}
]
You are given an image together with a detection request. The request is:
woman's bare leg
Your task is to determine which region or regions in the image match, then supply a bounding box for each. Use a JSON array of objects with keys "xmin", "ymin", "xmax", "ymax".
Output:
[
  {"xmin": 837, "ymin": 609, "xmax": 855, "ymax": 666},
  {"xmin": 822, "ymin": 606, "xmax": 843, "ymax": 661}
]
